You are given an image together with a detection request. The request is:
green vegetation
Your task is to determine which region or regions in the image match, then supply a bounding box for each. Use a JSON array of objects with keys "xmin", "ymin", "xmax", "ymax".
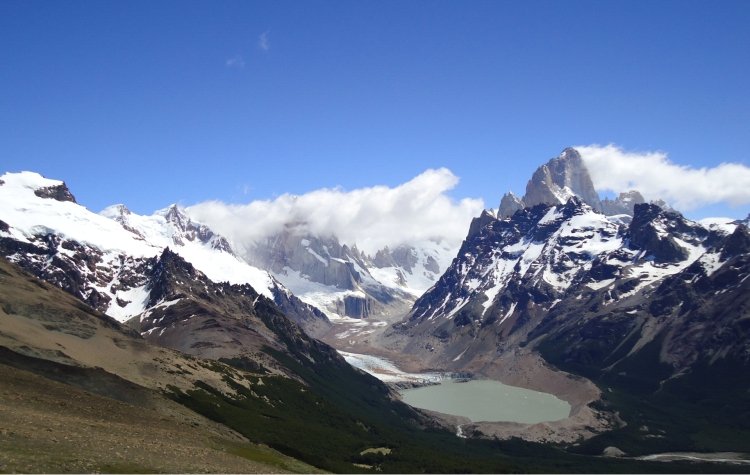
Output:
[
  {"xmin": 539, "ymin": 333, "xmax": 750, "ymax": 457},
  {"xmin": 168, "ymin": 351, "xmax": 742, "ymax": 473},
  {"xmin": 223, "ymin": 441, "xmax": 325, "ymax": 473}
]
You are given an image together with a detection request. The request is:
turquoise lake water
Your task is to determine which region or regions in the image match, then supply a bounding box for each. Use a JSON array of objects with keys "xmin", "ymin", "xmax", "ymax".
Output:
[{"xmin": 400, "ymin": 379, "xmax": 571, "ymax": 424}]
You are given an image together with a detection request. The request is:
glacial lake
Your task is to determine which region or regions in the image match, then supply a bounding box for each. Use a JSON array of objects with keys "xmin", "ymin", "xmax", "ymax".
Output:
[{"xmin": 400, "ymin": 379, "xmax": 571, "ymax": 424}]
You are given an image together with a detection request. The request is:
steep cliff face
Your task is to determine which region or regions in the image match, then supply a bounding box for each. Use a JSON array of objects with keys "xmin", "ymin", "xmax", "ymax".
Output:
[
  {"xmin": 523, "ymin": 148, "xmax": 602, "ymax": 211},
  {"xmin": 498, "ymin": 192, "xmax": 524, "ymax": 218}
]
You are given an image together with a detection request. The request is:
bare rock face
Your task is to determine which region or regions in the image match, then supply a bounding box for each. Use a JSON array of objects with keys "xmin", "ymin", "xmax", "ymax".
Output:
[
  {"xmin": 373, "ymin": 245, "xmax": 418, "ymax": 273},
  {"xmin": 34, "ymin": 183, "xmax": 76, "ymax": 203},
  {"xmin": 336, "ymin": 295, "xmax": 372, "ymax": 319},
  {"xmin": 498, "ymin": 192, "xmax": 524, "ymax": 218},
  {"xmin": 468, "ymin": 209, "xmax": 498, "ymax": 239},
  {"xmin": 601, "ymin": 190, "xmax": 646, "ymax": 216},
  {"xmin": 523, "ymin": 148, "xmax": 602, "ymax": 211},
  {"xmin": 629, "ymin": 203, "xmax": 706, "ymax": 263},
  {"xmin": 496, "ymin": 148, "xmax": 655, "ymax": 219},
  {"xmin": 248, "ymin": 230, "xmax": 365, "ymax": 290}
]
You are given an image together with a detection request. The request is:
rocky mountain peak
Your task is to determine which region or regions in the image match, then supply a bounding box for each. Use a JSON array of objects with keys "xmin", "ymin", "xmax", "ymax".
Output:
[
  {"xmin": 147, "ymin": 247, "xmax": 213, "ymax": 306},
  {"xmin": 628, "ymin": 203, "xmax": 706, "ymax": 263},
  {"xmin": 601, "ymin": 190, "xmax": 646, "ymax": 216},
  {"xmin": 498, "ymin": 192, "xmax": 524, "ymax": 218},
  {"xmin": 100, "ymin": 204, "xmax": 132, "ymax": 223},
  {"xmin": 496, "ymin": 148, "xmax": 607, "ymax": 220},
  {"xmin": 156, "ymin": 205, "xmax": 234, "ymax": 254},
  {"xmin": 720, "ymin": 224, "xmax": 750, "ymax": 260},
  {"xmin": 1, "ymin": 172, "xmax": 76, "ymax": 203},
  {"xmin": 524, "ymin": 148, "xmax": 602, "ymax": 211},
  {"xmin": 162, "ymin": 204, "xmax": 189, "ymax": 229}
]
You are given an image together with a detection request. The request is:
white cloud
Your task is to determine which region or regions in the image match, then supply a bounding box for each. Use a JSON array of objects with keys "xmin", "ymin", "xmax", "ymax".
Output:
[
  {"xmin": 576, "ymin": 144, "xmax": 750, "ymax": 211},
  {"xmin": 225, "ymin": 55, "xmax": 246, "ymax": 68},
  {"xmin": 186, "ymin": 168, "xmax": 484, "ymax": 255},
  {"xmin": 258, "ymin": 31, "xmax": 270, "ymax": 52}
]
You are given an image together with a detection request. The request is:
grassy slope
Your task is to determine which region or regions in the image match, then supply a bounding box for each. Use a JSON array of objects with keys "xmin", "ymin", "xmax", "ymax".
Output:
[
  {"xmin": 539, "ymin": 333, "xmax": 750, "ymax": 456},
  {"xmin": 0, "ymin": 351, "xmax": 318, "ymax": 474}
]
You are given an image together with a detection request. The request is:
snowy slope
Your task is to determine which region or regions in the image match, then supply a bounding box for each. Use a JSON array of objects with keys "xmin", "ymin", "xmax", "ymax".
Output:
[
  {"xmin": 410, "ymin": 198, "xmax": 728, "ymax": 326},
  {"xmin": 368, "ymin": 240, "xmax": 455, "ymax": 296},
  {"xmin": 100, "ymin": 203, "xmax": 274, "ymax": 297},
  {"xmin": 0, "ymin": 172, "xmax": 277, "ymax": 322}
]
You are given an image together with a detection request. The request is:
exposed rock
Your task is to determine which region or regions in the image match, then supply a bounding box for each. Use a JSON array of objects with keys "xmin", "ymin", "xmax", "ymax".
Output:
[
  {"xmin": 34, "ymin": 183, "xmax": 76, "ymax": 203},
  {"xmin": 467, "ymin": 210, "xmax": 497, "ymax": 239},
  {"xmin": 498, "ymin": 192, "xmax": 524, "ymax": 218},
  {"xmin": 336, "ymin": 295, "xmax": 372, "ymax": 319},
  {"xmin": 247, "ymin": 230, "xmax": 363, "ymax": 290},
  {"xmin": 523, "ymin": 148, "xmax": 602, "ymax": 212},
  {"xmin": 373, "ymin": 246, "xmax": 418, "ymax": 273},
  {"xmin": 601, "ymin": 190, "xmax": 645, "ymax": 216},
  {"xmin": 628, "ymin": 203, "xmax": 699, "ymax": 263},
  {"xmin": 160, "ymin": 205, "xmax": 234, "ymax": 254},
  {"xmin": 720, "ymin": 224, "xmax": 750, "ymax": 260},
  {"xmin": 602, "ymin": 447, "xmax": 626, "ymax": 457}
]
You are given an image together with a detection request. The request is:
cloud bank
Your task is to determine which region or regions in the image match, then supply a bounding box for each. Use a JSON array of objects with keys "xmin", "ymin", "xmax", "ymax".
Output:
[
  {"xmin": 576, "ymin": 144, "xmax": 750, "ymax": 211},
  {"xmin": 187, "ymin": 168, "xmax": 484, "ymax": 255}
]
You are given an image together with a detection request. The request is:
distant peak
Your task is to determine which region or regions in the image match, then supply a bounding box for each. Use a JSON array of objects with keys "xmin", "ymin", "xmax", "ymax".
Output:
[
  {"xmin": 157, "ymin": 204, "xmax": 187, "ymax": 220},
  {"xmin": 100, "ymin": 204, "xmax": 131, "ymax": 218},
  {"xmin": 559, "ymin": 147, "xmax": 582, "ymax": 160}
]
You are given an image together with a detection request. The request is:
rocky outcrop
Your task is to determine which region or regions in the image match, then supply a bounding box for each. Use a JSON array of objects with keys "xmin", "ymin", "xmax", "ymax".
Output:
[
  {"xmin": 33, "ymin": 183, "xmax": 76, "ymax": 203},
  {"xmin": 628, "ymin": 203, "xmax": 708, "ymax": 263},
  {"xmin": 467, "ymin": 209, "xmax": 498, "ymax": 239},
  {"xmin": 498, "ymin": 192, "xmax": 524, "ymax": 218},
  {"xmin": 335, "ymin": 295, "xmax": 372, "ymax": 319},
  {"xmin": 373, "ymin": 245, "xmax": 419, "ymax": 273},
  {"xmin": 161, "ymin": 205, "xmax": 234, "ymax": 253},
  {"xmin": 601, "ymin": 190, "xmax": 645, "ymax": 216}
]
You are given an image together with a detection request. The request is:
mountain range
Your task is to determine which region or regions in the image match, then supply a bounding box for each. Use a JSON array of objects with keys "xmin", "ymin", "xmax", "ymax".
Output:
[{"xmin": 1, "ymin": 148, "xmax": 749, "ymax": 472}]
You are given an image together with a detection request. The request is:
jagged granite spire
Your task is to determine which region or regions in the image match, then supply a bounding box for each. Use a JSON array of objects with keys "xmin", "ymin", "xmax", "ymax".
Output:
[
  {"xmin": 498, "ymin": 191, "xmax": 524, "ymax": 218},
  {"xmin": 522, "ymin": 148, "xmax": 602, "ymax": 211}
]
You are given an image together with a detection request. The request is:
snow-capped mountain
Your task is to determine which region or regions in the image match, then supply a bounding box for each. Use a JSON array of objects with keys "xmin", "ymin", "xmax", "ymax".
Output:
[
  {"xmin": 0, "ymin": 171, "xmax": 329, "ymax": 336},
  {"xmin": 388, "ymin": 149, "xmax": 750, "ymax": 387},
  {"xmin": 241, "ymin": 227, "xmax": 454, "ymax": 321},
  {"xmin": 497, "ymin": 148, "xmax": 661, "ymax": 220}
]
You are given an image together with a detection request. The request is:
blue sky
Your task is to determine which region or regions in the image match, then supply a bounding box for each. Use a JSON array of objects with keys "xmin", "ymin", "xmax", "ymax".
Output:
[{"xmin": 1, "ymin": 0, "xmax": 749, "ymax": 220}]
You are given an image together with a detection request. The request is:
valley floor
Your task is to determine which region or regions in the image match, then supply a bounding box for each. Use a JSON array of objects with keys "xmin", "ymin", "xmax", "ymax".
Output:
[{"xmin": 321, "ymin": 314, "xmax": 616, "ymax": 445}]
